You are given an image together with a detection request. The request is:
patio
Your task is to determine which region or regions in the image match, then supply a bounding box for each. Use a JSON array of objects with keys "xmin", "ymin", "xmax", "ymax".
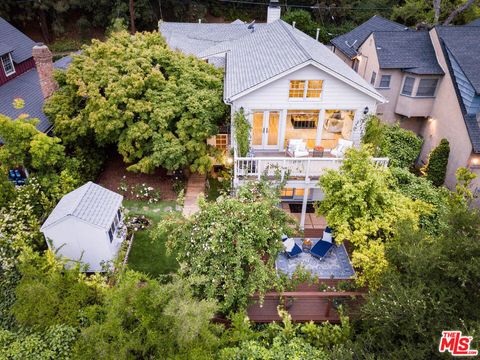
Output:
[{"xmin": 276, "ymin": 239, "xmax": 355, "ymax": 279}]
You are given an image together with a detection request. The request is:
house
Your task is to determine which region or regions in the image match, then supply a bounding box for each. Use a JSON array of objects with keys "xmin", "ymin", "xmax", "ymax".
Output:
[
  {"xmin": 331, "ymin": 17, "xmax": 480, "ymax": 194},
  {"xmin": 40, "ymin": 182, "xmax": 126, "ymax": 272},
  {"xmin": 0, "ymin": 16, "xmax": 72, "ymax": 135},
  {"xmin": 160, "ymin": 0, "xmax": 388, "ymax": 229}
]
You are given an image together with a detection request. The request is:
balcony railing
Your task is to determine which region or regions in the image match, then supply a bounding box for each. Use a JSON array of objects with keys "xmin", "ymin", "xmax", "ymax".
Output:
[{"xmin": 234, "ymin": 156, "xmax": 389, "ymax": 183}]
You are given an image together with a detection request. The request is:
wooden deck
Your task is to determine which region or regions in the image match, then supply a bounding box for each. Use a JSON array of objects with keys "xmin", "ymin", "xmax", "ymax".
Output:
[{"xmin": 247, "ymin": 281, "xmax": 365, "ymax": 323}]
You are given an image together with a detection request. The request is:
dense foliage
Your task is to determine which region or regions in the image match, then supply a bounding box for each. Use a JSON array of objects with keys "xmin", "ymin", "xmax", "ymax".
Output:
[
  {"xmin": 363, "ymin": 115, "xmax": 423, "ymax": 169},
  {"xmin": 45, "ymin": 30, "xmax": 226, "ymax": 174},
  {"xmin": 158, "ymin": 180, "xmax": 295, "ymax": 312},
  {"xmin": 233, "ymin": 108, "xmax": 251, "ymax": 157},
  {"xmin": 422, "ymin": 138, "xmax": 450, "ymax": 186},
  {"xmin": 356, "ymin": 204, "xmax": 480, "ymax": 358}
]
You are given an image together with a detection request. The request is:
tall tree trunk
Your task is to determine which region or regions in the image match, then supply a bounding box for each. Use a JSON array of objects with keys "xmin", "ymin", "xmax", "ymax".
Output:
[
  {"xmin": 129, "ymin": 0, "xmax": 136, "ymax": 34},
  {"xmin": 443, "ymin": 0, "xmax": 476, "ymax": 25},
  {"xmin": 38, "ymin": 8, "xmax": 51, "ymax": 43},
  {"xmin": 433, "ymin": 0, "xmax": 442, "ymax": 24}
]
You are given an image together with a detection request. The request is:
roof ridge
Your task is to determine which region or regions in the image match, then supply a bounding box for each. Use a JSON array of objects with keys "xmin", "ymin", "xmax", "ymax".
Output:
[
  {"xmin": 71, "ymin": 181, "xmax": 94, "ymax": 216},
  {"xmin": 278, "ymin": 20, "xmax": 312, "ymax": 60}
]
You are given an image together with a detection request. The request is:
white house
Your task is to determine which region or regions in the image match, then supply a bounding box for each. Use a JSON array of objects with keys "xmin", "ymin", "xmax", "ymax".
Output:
[
  {"xmin": 160, "ymin": 0, "xmax": 388, "ymax": 229},
  {"xmin": 40, "ymin": 182, "xmax": 126, "ymax": 272}
]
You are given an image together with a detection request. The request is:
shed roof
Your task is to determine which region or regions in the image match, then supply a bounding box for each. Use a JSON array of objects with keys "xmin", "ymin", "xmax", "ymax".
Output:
[
  {"xmin": 330, "ymin": 15, "xmax": 407, "ymax": 58},
  {"xmin": 373, "ymin": 31, "xmax": 444, "ymax": 75},
  {"xmin": 0, "ymin": 17, "xmax": 37, "ymax": 63},
  {"xmin": 41, "ymin": 182, "xmax": 123, "ymax": 231}
]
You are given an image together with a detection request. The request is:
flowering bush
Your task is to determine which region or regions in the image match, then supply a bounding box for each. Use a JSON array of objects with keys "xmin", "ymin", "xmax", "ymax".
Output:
[{"xmin": 131, "ymin": 184, "xmax": 162, "ymax": 204}]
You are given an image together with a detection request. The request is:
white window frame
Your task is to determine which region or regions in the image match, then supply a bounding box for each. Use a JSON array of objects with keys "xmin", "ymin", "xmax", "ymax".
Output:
[
  {"xmin": 1, "ymin": 53, "xmax": 15, "ymax": 77},
  {"xmin": 378, "ymin": 74, "xmax": 391, "ymax": 89},
  {"xmin": 289, "ymin": 80, "xmax": 324, "ymax": 100}
]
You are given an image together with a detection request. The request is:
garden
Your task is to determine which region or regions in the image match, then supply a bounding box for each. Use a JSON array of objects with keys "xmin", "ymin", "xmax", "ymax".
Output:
[{"xmin": 1, "ymin": 27, "xmax": 480, "ymax": 360}]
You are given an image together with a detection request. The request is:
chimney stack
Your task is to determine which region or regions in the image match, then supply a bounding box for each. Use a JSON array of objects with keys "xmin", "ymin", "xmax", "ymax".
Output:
[
  {"xmin": 267, "ymin": 0, "xmax": 281, "ymax": 23},
  {"xmin": 32, "ymin": 44, "xmax": 58, "ymax": 99}
]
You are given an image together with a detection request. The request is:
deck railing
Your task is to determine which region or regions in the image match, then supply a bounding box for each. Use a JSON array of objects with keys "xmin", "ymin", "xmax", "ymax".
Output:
[{"xmin": 234, "ymin": 156, "xmax": 389, "ymax": 183}]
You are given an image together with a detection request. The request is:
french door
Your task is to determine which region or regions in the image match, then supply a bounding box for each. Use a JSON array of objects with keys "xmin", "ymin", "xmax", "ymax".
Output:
[{"xmin": 251, "ymin": 111, "xmax": 280, "ymax": 149}]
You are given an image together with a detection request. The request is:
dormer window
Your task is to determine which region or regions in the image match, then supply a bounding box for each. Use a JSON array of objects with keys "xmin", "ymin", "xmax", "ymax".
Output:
[
  {"xmin": 289, "ymin": 80, "xmax": 323, "ymax": 99},
  {"xmin": 1, "ymin": 53, "xmax": 15, "ymax": 76}
]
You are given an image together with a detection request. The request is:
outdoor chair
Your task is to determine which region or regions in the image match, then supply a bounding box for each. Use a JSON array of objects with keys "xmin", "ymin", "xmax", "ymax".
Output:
[
  {"xmin": 286, "ymin": 139, "xmax": 309, "ymax": 158},
  {"xmin": 310, "ymin": 227, "xmax": 334, "ymax": 260},
  {"xmin": 330, "ymin": 139, "xmax": 353, "ymax": 158},
  {"xmin": 281, "ymin": 235, "xmax": 302, "ymax": 258}
]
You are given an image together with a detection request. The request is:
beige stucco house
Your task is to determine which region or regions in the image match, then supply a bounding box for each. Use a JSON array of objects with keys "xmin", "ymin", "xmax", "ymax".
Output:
[{"xmin": 331, "ymin": 17, "xmax": 480, "ymax": 197}]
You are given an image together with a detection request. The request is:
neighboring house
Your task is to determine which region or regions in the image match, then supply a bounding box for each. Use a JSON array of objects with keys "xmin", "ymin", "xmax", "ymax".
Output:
[
  {"xmin": 160, "ymin": 0, "xmax": 387, "ymax": 229},
  {"xmin": 0, "ymin": 16, "xmax": 72, "ymax": 135},
  {"xmin": 331, "ymin": 17, "xmax": 480, "ymax": 194},
  {"xmin": 40, "ymin": 182, "xmax": 126, "ymax": 272}
]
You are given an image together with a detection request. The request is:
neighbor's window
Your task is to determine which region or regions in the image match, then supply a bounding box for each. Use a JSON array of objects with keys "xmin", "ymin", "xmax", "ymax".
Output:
[
  {"xmin": 306, "ymin": 80, "xmax": 323, "ymax": 98},
  {"xmin": 370, "ymin": 71, "xmax": 377, "ymax": 86},
  {"xmin": 416, "ymin": 78, "xmax": 438, "ymax": 97},
  {"xmin": 1, "ymin": 54, "xmax": 15, "ymax": 76},
  {"xmin": 289, "ymin": 80, "xmax": 323, "ymax": 98},
  {"xmin": 281, "ymin": 188, "xmax": 294, "ymax": 197},
  {"xmin": 378, "ymin": 75, "xmax": 391, "ymax": 88},
  {"xmin": 289, "ymin": 80, "xmax": 306, "ymax": 98},
  {"xmin": 401, "ymin": 76, "xmax": 415, "ymax": 96},
  {"xmin": 215, "ymin": 134, "xmax": 228, "ymax": 150}
]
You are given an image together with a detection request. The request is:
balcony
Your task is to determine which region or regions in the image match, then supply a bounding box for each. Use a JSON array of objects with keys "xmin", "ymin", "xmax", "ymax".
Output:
[{"xmin": 233, "ymin": 152, "xmax": 389, "ymax": 186}]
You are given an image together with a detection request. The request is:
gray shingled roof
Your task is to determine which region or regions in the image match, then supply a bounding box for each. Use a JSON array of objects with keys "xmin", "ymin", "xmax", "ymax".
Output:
[
  {"xmin": 437, "ymin": 26, "xmax": 480, "ymax": 94},
  {"xmin": 0, "ymin": 42, "xmax": 14, "ymax": 56},
  {"xmin": 0, "ymin": 55, "xmax": 73, "ymax": 134},
  {"xmin": 159, "ymin": 21, "xmax": 265, "ymax": 56},
  {"xmin": 330, "ymin": 15, "xmax": 407, "ymax": 58},
  {"xmin": 464, "ymin": 114, "xmax": 480, "ymax": 152},
  {"xmin": 41, "ymin": 182, "xmax": 123, "ymax": 231},
  {"xmin": 466, "ymin": 18, "xmax": 480, "ymax": 26},
  {"xmin": 0, "ymin": 17, "xmax": 37, "ymax": 63},
  {"xmin": 373, "ymin": 31, "xmax": 444, "ymax": 75},
  {"xmin": 161, "ymin": 20, "xmax": 383, "ymax": 102}
]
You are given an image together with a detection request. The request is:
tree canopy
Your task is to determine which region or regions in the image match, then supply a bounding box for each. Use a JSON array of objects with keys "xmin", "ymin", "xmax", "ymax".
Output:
[{"xmin": 45, "ymin": 30, "xmax": 227, "ymax": 174}]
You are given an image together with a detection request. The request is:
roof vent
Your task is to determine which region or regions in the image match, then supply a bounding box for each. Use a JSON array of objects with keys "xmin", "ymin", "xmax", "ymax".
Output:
[
  {"xmin": 247, "ymin": 20, "xmax": 256, "ymax": 31},
  {"xmin": 267, "ymin": 0, "xmax": 281, "ymax": 23}
]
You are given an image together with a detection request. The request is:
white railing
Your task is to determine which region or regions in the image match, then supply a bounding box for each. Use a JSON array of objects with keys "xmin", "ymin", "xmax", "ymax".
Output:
[{"xmin": 234, "ymin": 156, "xmax": 389, "ymax": 183}]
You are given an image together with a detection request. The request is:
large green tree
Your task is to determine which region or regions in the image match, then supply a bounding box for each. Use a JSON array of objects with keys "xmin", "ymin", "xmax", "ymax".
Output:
[
  {"xmin": 158, "ymin": 180, "xmax": 296, "ymax": 312},
  {"xmin": 45, "ymin": 30, "xmax": 226, "ymax": 174}
]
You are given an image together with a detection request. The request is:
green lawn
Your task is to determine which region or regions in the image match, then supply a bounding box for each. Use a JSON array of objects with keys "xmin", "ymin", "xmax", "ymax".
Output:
[{"xmin": 124, "ymin": 200, "xmax": 179, "ymax": 277}]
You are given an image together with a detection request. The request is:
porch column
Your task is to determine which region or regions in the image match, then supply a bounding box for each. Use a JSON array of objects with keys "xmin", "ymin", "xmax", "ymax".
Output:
[
  {"xmin": 315, "ymin": 109, "xmax": 325, "ymax": 146},
  {"xmin": 299, "ymin": 186, "xmax": 309, "ymax": 230}
]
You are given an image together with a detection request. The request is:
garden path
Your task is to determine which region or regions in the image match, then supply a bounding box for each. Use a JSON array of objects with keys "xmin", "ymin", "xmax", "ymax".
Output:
[{"xmin": 182, "ymin": 174, "xmax": 206, "ymax": 217}]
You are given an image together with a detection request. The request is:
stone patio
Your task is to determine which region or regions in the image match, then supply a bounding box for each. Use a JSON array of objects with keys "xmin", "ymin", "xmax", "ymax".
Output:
[{"xmin": 276, "ymin": 239, "xmax": 355, "ymax": 279}]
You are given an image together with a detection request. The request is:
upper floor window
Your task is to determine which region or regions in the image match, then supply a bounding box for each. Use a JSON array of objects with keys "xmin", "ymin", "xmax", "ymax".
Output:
[
  {"xmin": 378, "ymin": 75, "xmax": 391, "ymax": 88},
  {"xmin": 1, "ymin": 53, "xmax": 15, "ymax": 76},
  {"xmin": 370, "ymin": 71, "xmax": 377, "ymax": 86},
  {"xmin": 416, "ymin": 78, "xmax": 438, "ymax": 97},
  {"xmin": 289, "ymin": 80, "xmax": 323, "ymax": 99},
  {"xmin": 401, "ymin": 76, "xmax": 415, "ymax": 96},
  {"xmin": 215, "ymin": 134, "xmax": 228, "ymax": 150}
]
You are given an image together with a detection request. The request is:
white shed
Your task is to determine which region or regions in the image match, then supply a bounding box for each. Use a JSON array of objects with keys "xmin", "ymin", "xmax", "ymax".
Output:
[{"xmin": 40, "ymin": 182, "xmax": 126, "ymax": 272}]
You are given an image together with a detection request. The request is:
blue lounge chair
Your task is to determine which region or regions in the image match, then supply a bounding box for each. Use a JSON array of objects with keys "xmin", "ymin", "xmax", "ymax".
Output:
[
  {"xmin": 310, "ymin": 227, "xmax": 335, "ymax": 260},
  {"xmin": 281, "ymin": 235, "xmax": 302, "ymax": 258}
]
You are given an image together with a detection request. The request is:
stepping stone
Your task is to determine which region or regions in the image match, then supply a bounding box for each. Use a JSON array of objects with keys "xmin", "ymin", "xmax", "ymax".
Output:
[
  {"xmin": 164, "ymin": 206, "xmax": 172, "ymax": 212},
  {"xmin": 143, "ymin": 206, "xmax": 149, "ymax": 211},
  {"xmin": 152, "ymin": 208, "xmax": 161, "ymax": 213},
  {"xmin": 175, "ymin": 205, "xmax": 182, "ymax": 211}
]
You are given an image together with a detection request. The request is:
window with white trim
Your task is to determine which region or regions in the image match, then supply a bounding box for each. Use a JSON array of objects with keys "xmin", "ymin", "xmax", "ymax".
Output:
[
  {"xmin": 401, "ymin": 76, "xmax": 415, "ymax": 96},
  {"xmin": 1, "ymin": 53, "xmax": 15, "ymax": 76},
  {"xmin": 416, "ymin": 78, "xmax": 438, "ymax": 97},
  {"xmin": 378, "ymin": 75, "xmax": 391, "ymax": 88},
  {"xmin": 289, "ymin": 80, "xmax": 323, "ymax": 99}
]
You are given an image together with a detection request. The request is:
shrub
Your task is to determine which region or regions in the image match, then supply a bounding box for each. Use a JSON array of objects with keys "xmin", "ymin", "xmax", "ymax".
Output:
[
  {"xmin": 422, "ymin": 138, "xmax": 450, "ymax": 186},
  {"xmin": 233, "ymin": 108, "xmax": 250, "ymax": 157},
  {"xmin": 363, "ymin": 116, "xmax": 423, "ymax": 169}
]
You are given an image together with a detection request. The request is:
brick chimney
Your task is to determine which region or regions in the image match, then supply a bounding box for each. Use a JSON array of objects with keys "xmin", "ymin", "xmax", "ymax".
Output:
[
  {"xmin": 267, "ymin": 0, "xmax": 281, "ymax": 23},
  {"xmin": 32, "ymin": 44, "xmax": 58, "ymax": 99}
]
